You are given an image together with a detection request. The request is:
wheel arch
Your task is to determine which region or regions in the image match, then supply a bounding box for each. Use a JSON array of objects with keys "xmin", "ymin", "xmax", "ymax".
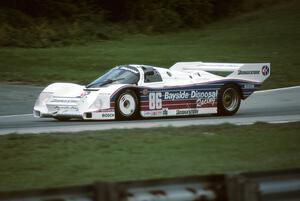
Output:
[
  {"xmin": 112, "ymin": 85, "xmax": 141, "ymax": 119},
  {"xmin": 217, "ymin": 82, "xmax": 242, "ymax": 116},
  {"xmin": 221, "ymin": 82, "xmax": 243, "ymax": 99},
  {"xmin": 112, "ymin": 86, "xmax": 140, "ymax": 102}
]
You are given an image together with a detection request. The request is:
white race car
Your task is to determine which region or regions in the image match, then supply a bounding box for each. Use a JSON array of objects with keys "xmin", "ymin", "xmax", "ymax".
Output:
[{"xmin": 33, "ymin": 62, "xmax": 270, "ymax": 120}]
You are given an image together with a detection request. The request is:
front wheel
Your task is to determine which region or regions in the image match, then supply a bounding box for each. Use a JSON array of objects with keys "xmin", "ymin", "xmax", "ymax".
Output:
[
  {"xmin": 115, "ymin": 90, "xmax": 139, "ymax": 120},
  {"xmin": 217, "ymin": 84, "xmax": 241, "ymax": 116}
]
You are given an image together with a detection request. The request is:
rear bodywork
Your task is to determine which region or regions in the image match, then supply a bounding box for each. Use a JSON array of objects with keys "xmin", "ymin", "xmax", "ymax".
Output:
[{"xmin": 33, "ymin": 62, "xmax": 270, "ymax": 120}]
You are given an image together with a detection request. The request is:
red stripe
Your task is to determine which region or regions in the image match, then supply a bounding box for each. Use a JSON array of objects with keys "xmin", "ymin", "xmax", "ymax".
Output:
[
  {"xmin": 140, "ymin": 102, "xmax": 217, "ymax": 110},
  {"xmin": 140, "ymin": 99, "xmax": 196, "ymax": 106},
  {"xmin": 113, "ymin": 100, "xmax": 216, "ymax": 111},
  {"xmin": 141, "ymin": 99, "xmax": 196, "ymax": 103}
]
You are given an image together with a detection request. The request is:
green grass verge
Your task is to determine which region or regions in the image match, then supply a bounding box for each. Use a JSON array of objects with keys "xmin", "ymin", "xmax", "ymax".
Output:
[
  {"xmin": 0, "ymin": 122, "xmax": 299, "ymax": 191},
  {"xmin": 0, "ymin": 1, "xmax": 299, "ymax": 89}
]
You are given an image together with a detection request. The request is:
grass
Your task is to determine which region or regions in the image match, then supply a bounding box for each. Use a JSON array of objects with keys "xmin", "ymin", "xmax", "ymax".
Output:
[
  {"xmin": 0, "ymin": 1, "xmax": 299, "ymax": 89},
  {"xmin": 0, "ymin": 122, "xmax": 299, "ymax": 191}
]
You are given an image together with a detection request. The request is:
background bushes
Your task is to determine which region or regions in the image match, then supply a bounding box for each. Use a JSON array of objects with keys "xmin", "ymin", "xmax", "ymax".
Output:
[{"xmin": 0, "ymin": 0, "xmax": 286, "ymax": 47}]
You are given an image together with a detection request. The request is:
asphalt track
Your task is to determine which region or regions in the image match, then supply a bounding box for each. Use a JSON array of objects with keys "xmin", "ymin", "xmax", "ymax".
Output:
[{"xmin": 0, "ymin": 84, "xmax": 299, "ymax": 135}]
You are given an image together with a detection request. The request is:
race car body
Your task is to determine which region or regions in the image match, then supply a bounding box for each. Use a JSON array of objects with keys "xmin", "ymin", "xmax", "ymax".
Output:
[{"xmin": 33, "ymin": 62, "xmax": 270, "ymax": 120}]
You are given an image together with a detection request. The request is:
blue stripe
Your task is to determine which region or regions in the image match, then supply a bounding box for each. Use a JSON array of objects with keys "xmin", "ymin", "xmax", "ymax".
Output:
[{"xmin": 111, "ymin": 79, "xmax": 261, "ymax": 101}]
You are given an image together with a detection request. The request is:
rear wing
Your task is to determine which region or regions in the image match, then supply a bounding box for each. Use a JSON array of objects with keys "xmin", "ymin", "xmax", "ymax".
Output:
[{"xmin": 170, "ymin": 62, "xmax": 271, "ymax": 83}]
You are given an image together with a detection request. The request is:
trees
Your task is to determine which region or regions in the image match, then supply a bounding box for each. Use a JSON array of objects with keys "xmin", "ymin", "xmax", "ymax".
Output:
[{"xmin": 0, "ymin": 0, "xmax": 279, "ymax": 47}]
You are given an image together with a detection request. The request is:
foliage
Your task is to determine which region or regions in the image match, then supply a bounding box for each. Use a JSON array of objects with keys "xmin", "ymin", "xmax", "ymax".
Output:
[{"xmin": 0, "ymin": 0, "xmax": 288, "ymax": 47}]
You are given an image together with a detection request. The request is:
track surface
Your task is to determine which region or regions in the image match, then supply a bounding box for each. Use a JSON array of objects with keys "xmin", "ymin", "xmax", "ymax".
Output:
[{"xmin": 0, "ymin": 84, "xmax": 299, "ymax": 135}]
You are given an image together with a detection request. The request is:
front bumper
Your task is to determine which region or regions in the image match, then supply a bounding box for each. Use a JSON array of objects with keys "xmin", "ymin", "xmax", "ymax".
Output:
[
  {"xmin": 34, "ymin": 94, "xmax": 116, "ymax": 120},
  {"xmin": 33, "ymin": 109, "xmax": 115, "ymax": 120}
]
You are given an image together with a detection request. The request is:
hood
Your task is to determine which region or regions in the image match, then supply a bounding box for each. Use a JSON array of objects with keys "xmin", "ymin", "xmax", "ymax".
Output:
[{"xmin": 43, "ymin": 83, "xmax": 85, "ymax": 97}]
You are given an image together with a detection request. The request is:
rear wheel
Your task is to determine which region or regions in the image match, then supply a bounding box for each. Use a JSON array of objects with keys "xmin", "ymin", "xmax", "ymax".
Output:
[
  {"xmin": 217, "ymin": 84, "xmax": 241, "ymax": 116},
  {"xmin": 115, "ymin": 90, "xmax": 139, "ymax": 120}
]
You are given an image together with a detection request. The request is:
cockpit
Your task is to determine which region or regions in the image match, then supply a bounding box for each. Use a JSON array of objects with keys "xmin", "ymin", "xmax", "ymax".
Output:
[
  {"xmin": 141, "ymin": 66, "xmax": 163, "ymax": 83},
  {"xmin": 86, "ymin": 65, "xmax": 140, "ymax": 88}
]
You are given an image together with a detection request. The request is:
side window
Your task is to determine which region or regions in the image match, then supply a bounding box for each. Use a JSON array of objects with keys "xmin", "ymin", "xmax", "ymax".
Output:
[{"xmin": 144, "ymin": 68, "xmax": 163, "ymax": 83}]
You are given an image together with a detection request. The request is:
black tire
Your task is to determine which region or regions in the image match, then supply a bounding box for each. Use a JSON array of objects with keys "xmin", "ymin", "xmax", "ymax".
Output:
[
  {"xmin": 217, "ymin": 84, "xmax": 241, "ymax": 116},
  {"xmin": 54, "ymin": 117, "xmax": 71, "ymax": 121},
  {"xmin": 115, "ymin": 89, "xmax": 139, "ymax": 120}
]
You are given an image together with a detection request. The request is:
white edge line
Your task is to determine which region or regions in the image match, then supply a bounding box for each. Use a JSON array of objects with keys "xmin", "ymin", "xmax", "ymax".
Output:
[
  {"xmin": 1, "ymin": 117, "xmax": 299, "ymax": 135},
  {"xmin": 256, "ymin": 85, "xmax": 300, "ymax": 93},
  {"xmin": 0, "ymin": 114, "xmax": 32, "ymax": 118}
]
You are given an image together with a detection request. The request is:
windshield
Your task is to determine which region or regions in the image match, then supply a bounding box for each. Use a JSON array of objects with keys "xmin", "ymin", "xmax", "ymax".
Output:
[{"xmin": 86, "ymin": 66, "xmax": 140, "ymax": 88}]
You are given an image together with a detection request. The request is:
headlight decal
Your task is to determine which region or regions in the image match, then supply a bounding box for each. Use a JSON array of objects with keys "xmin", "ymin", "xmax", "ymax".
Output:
[{"xmin": 34, "ymin": 92, "xmax": 53, "ymax": 107}]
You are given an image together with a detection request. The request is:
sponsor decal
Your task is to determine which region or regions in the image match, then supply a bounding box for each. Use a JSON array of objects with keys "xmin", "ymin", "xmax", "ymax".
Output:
[
  {"xmin": 101, "ymin": 113, "xmax": 115, "ymax": 118},
  {"xmin": 142, "ymin": 88, "xmax": 149, "ymax": 96},
  {"xmin": 176, "ymin": 109, "xmax": 198, "ymax": 115},
  {"xmin": 54, "ymin": 106, "xmax": 78, "ymax": 110},
  {"xmin": 52, "ymin": 105, "xmax": 79, "ymax": 114},
  {"xmin": 195, "ymin": 91, "xmax": 218, "ymax": 107},
  {"xmin": 191, "ymin": 90, "xmax": 218, "ymax": 99},
  {"xmin": 238, "ymin": 70, "xmax": 260, "ymax": 75},
  {"xmin": 143, "ymin": 110, "xmax": 163, "ymax": 116},
  {"xmin": 50, "ymin": 99, "xmax": 78, "ymax": 104},
  {"xmin": 196, "ymin": 98, "xmax": 216, "ymax": 107},
  {"xmin": 120, "ymin": 66, "xmax": 139, "ymax": 74},
  {"xmin": 163, "ymin": 108, "xmax": 168, "ymax": 116},
  {"xmin": 164, "ymin": 90, "xmax": 218, "ymax": 101},
  {"xmin": 244, "ymin": 84, "xmax": 255, "ymax": 89},
  {"xmin": 164, "ymin": 91, "xmax": 189, "ymax": 100},
  {"xmin": 261, "ymin": 65, "xmax": 270, "ymax": 76},
  {"xmin": 80, "ymin": 91, "xmax": 90, "ymax": 97}
]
